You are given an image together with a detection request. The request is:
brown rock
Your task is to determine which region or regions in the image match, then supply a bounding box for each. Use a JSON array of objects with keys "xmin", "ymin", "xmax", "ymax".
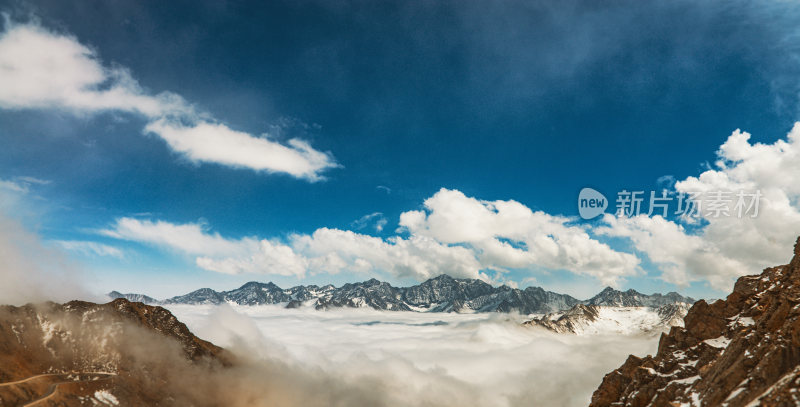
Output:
[{"xmin": 590, "ymin": 236, "xmax": 800, "ymax": 407}]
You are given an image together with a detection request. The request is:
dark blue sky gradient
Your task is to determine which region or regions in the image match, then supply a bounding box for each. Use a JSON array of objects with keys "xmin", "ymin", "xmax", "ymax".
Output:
[{"xmin": 1, "ymin": 0, "xmax": 799, "ymax": 297}]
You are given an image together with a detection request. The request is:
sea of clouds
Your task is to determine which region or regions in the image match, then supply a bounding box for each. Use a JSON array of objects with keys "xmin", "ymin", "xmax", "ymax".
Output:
[{"xmin": 167, "ymin": 304, "xmax": 660, "ymax": 407}]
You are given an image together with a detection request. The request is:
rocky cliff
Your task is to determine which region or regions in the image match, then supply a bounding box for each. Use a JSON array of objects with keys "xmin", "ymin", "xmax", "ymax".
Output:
[
  {"xmin": 0, "ymin": 298, "xmax": 229, "ymax": 406},
  {"xmin": 591, "ymin": 237, "xmax": 800, "ymax": 407}
]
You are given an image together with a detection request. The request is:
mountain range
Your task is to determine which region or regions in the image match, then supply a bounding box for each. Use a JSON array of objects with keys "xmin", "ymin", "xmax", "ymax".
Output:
[{"xmin": 110, "ymin": 274, "xmax": 695, "ymax": 315}]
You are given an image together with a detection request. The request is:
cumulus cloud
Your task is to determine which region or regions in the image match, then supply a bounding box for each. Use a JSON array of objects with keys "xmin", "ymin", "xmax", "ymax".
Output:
[
  {"xmin": 290, "ymin": 228, "xmax": 484, "ymax": 280},
  {"xmin": 99, "ymin": 189, "xmax": 642, "ymax": 285},
  {"xmin": 399, "ymin": 188, "xmax": 640, "ymax": 285},
  {"xmin": 100, "ymin": 217, "xmax": 485, "ymax": 281},
  {"xmin": 0, "ymin": 20, "xmax": 337, "ymax": 180},
  {"xmin": 599, "ymin": 123, "xmax": 800, "ymax": 290},
  {"xmin": 596, "ymin": 215, "xmax": 747, "ymax": 289}
]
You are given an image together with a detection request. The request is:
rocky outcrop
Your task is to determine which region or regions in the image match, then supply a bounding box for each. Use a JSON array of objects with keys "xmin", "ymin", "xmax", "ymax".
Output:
[
  {"xmin": 590, "ymin": 236, "xmax": 800, "ymax": 407},
  {"xmin": 0, "ymin": 298, "xmax": 229, "ymax": 406}
]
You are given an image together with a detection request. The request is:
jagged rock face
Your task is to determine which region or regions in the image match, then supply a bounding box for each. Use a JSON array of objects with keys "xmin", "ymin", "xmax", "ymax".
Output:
[
  {"xmin": 224, "ymin": 282, "xmax": 290, "ymax": 305},
  {"xmin": 402, "ymin": 275, "xmax": 494, "ymax": 306},
  {"xmin": 0, "ymin": 299, "xmax": 228, "ymax": 406},
  {"xmin": 166, "ymin": 287, "xmax": 225, "ymax": 305},
  {"xmin": 316, "ymin": 278, "xmax": 410, "ymax": 310},
  {"xmin": 523, "ymin": 303, "xmax": 689, "ymax": 335},
  {"xmin": 588, "ymin": 287, "xmax": 695, "ymax": 307},
  {"xmin": 591, "ymin": 237, "xmax": 800, "ymax": 407},
  {"xmin": 524, "ymin": 304, "xmax": 601, "ymax": 334}
]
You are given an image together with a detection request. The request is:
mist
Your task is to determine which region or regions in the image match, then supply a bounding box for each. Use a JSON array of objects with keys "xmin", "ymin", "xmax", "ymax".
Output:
[
  {"xmin": 0, "ymin": 213, "xmax": 91, "ymax": 305},
  {"xmin": 167, "ymin": 304, "xmax": 660, "ymax": 407}
]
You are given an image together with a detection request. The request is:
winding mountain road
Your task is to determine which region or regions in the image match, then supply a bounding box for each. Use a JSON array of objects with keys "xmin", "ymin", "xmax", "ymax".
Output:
[{"xmin": 0, "ymin": 372, "xmax": 116, "ymax": 406}]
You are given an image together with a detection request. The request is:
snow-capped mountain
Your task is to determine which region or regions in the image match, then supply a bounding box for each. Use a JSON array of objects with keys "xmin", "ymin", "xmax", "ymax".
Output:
[
  {"xmin": 107, "ymin": 290, "xmax": 159, "ymax": 304},
  {"xmin": 587, "ymin": 287, "xmax": 695, "ymax": 307},
  {"xmin": 523, "ymin": 303, "xmax": 690, "ymax": 335},
  {"xmin": 110, "ymin": 275, "xmax": 693, "ymax": 315}
]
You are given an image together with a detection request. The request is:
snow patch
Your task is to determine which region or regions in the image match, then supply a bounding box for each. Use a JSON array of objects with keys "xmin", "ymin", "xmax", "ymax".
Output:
[
  {"xmin": 93, "ymin": 390, "xmax": 119, "ymax": 406},
  {"xmin": 703, "ymin": 336, "xmax": 731, "ymax": 348}
]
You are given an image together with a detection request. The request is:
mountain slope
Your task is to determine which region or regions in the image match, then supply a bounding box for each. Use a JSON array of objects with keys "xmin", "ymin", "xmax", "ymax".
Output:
[
  {"xmin": 0, "ymin": 298, "xmax": 229, "ymax": 406},
  {"xmin": 523, "ymin": 303, "xmax": 690, "ymax": 335},
  {"xmin": 591, "ymin": 236, "xmax": 800, "ymax": 407}
]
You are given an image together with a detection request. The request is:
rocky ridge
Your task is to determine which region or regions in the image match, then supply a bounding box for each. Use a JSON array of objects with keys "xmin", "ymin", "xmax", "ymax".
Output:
[
  {"xmin": 591, "ymin": 236, "xmax": 800, "ymax": 406},
  {"xmin": 0, "ymin": 298, "xmax": 228, "ymax": 406}
]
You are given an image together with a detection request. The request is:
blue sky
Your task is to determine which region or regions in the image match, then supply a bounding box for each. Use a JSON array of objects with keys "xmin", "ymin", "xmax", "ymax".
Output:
[{"xmin": 2, "ymin": 0, "xmax": 800, "ymax": 300}]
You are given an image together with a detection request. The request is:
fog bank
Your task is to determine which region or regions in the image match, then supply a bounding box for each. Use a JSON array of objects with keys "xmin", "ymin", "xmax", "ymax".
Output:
[{"xmin": 169, "ymin": 304, "xmax": 660, "ymax": 407}]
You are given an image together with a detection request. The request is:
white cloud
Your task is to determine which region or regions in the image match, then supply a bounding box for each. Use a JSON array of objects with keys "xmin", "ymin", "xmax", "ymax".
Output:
[
  {"xmin": 0, "ymin": 178, "xmax": 28, "ymax": 193},
  {"xmin": 599, "ymin": 123, "xmax": 800, "ymax": 290},
  {"xmin": 351, "ymin": 212, "xmax": 388, "ymax": 232},
  {"xmin": 100, "ymin": 189, "xmax": 641, "ymax": 285},
  {"xmin": 399, "ymin": 188, "xmax": 640, "ymax": 286},
  {"xmin": 168, "ymin": 304, "xmax": 660, "ymax": 407},
  {"xmin": 596, "ymin": 215, "xmax": 747, "ymax": 289},
  {"xmin": 291, "ymin": 228, "xmax": 484, "ymax": 280},
  {"xmin": 196, "ymin": 239, "xmax": 309, "ymax": 278},
  {"xmin": 0, "ymin": 23, "xmax": 189, "ymax": 117},
  {"xmin": 100, "ymin": 217, "xmax": 485, "ymax": 281},
  {"xmin": 0, "ymin": 21, "xmax": 337, "ymax": 180},
  {"xmin": 144, "ymin": 119, "xmax": 337, "ymax": 180},
  {"xmin": 54, "ymin": 240, "xmax": 125, "ymax": 259},
  {"xmin": 100, "ymin": 217, "xmax": 258, "ymax": 258}
]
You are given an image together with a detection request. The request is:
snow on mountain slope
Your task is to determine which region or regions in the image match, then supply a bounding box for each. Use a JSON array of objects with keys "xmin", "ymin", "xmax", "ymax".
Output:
[{"xmin": 524, "ymin": 303, "xmax": 690, "ymax": 335}]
